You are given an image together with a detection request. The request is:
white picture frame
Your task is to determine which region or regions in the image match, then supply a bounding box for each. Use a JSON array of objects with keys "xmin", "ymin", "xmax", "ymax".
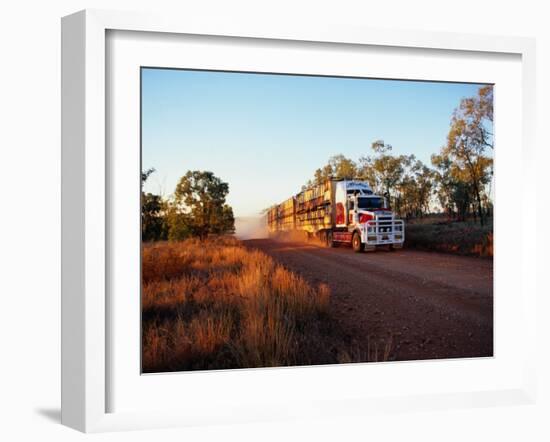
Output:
[{"xmin": 61, "ymin": 9, "xmax": 537, "ymax": 433}]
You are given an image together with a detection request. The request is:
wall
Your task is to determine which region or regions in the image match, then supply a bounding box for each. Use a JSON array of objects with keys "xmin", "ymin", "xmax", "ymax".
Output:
[{"xmin": 0, "ymin": 1, "xmax": 547, "ymax": 440}]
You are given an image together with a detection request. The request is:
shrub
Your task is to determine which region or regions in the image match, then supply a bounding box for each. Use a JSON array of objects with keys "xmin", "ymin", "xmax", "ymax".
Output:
[{"xmin": 405, "ymin": 221, "xmax": 493, "ymax": 257}]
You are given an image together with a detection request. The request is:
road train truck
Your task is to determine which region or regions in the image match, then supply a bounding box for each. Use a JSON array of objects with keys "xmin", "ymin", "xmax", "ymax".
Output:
[{"xmin": 267, "ymin": 179, "xmax": 405, "ymax": 252}]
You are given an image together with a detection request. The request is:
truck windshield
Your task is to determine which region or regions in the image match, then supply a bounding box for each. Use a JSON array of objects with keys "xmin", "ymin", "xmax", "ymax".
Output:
[{"xmin": 357, "ymin": 197, "xmax": 384, "ymax": 210}]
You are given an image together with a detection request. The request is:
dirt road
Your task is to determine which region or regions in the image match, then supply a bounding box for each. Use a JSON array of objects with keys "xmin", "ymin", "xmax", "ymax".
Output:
[{"xmin": 244, "ymin": 239, "xmax": 493, "ymax": 362}]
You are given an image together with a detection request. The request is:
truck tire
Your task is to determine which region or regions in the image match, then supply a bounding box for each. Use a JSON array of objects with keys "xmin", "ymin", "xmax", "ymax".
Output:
[
  {"xmin": 326, "ymin": 230, "xmax": 334, "ymax": 247},
  {"xmin": 352, "ymin": 232, "xmax": 364, "ymax": 253}
]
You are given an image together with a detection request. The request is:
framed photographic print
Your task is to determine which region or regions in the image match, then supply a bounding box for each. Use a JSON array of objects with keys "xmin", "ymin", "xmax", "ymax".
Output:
[{"xmin": 61, "ymin": 9, "xmax": 537, "ymax": 432}]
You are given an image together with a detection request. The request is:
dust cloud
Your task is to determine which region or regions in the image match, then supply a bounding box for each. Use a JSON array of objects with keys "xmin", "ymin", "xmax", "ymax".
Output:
[{"xmin": 234, "ymin": 216, "xmax": 269, "ymax": 240}]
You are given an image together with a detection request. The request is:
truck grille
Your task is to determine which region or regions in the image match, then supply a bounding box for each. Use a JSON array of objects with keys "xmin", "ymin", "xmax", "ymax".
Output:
[{"xmin": 377, "ymin": 216, "xmax": 393, "ymax": 233}]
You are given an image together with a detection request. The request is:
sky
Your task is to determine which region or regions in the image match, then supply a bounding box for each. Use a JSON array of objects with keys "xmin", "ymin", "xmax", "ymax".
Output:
[{"xmin": 141, "ymin": 68, "xmax": 488, "ymax": 218}]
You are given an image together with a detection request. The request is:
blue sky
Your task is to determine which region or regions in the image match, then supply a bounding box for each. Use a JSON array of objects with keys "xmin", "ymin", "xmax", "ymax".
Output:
[{"xmin": 142, "ymin": 68, "xmax": 488, "ymax": 217}]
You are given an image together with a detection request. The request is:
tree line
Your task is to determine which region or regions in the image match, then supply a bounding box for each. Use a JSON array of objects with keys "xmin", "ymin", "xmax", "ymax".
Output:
[
  {"xmin": 142, "ymin": 170, "xmax": 235, "ymax": 242},
  {"xmin": 143, "ymin": 85, "xmax": 493, "ymax": 242},
  {"xmin": 304, "ymin": 86, "xmax": 494, "ymax": 225}
]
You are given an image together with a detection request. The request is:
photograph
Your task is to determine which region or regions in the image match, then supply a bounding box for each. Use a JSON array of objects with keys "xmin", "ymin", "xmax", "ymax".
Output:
[{"xmin": 140, "ymin": 68, "xmax": 494, "ymax": 373}]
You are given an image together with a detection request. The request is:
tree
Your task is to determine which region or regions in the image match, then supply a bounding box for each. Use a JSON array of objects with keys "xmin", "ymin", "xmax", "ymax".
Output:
[
  {"xmin": 431, "ymin": 151, "xmax": 491, "ymax": 222},
  {"xmin": 141, "ymin": 168, "xmax": 168, "ymax": 241},
  {"xmin": 142, "ymin": 192, "xmax": 168, "ymax": 241},
  {"xmin": 462, "ymin": 85, "xmax": 493, "ymax": 150},
  {"xmin": 165, "ymin": 204, "xmax": 192, "ymax": 241},
  {"xmin": 358, "ymin": 141, "xmax": 411, "ymax": 211},
  {"xmin": 443, "ymin": 86, "xmax": 494, "ymax": 225},
  {"xmin": 172, "ymin": 170, "xmax": 234, "ymax": 239},
  {"xmin": 312, "ymin": 164, "xmax": 335, "ymax": 184},
  {"xmin": 371, "ymin": 139, "xmax": 393, "ymax": 154},
  {"xmin": 451, "ymin": 181, "xmax": 473, "ymax": 222},
  {"xmin": 216, "ymin": 204, "xmax": 236, "ymax": 235},
  {"xmin": 309, "ymin": 154, "xmax": 358, "ymax": 185},
  {"xmin": 141, "ymin": 167, "xmax": 156, "ymax": 183},
  {"xmin": 328, "ymin": 154, "xmax": 357, "ymax": 180},
  {"xmin": 431, "ymin": 153, "xmax": 457, "ymax": 218},
  {"xmin": 397, "ymin": 158, "xmax": 435, "ymax": 218}
]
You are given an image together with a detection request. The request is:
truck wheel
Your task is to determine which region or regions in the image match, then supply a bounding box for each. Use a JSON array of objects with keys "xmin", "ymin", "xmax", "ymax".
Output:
[
  {"xmin": 326, "ymin": 230, "xmax": 334, "ymax": 247},
  {"xmin": 352, "ymin": 232, "xmax": 364, "ymax": 253}
]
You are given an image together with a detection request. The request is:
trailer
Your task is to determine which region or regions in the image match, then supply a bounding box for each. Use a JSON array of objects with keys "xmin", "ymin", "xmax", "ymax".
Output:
[{"xmin": 267, "ymin": 179, "xmax": 405, "ymax": 252}]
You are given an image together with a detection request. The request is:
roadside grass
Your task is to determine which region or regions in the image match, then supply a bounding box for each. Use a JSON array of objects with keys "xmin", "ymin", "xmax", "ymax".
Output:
[
  {"xmin": 142, "ymin": 236, "xmax": 383, "ymax": 372},
  {"xmin": 405, "ymin": 220, "xmax": 493, "ymax": 257}
]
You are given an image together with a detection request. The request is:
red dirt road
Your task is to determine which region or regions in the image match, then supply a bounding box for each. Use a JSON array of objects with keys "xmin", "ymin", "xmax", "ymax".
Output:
[{"xmin": 244, "ymin": 239, "xmax": 493, "ymax": 362}]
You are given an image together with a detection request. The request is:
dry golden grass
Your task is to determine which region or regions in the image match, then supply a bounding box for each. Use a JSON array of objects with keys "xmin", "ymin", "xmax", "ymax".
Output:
[{"xmin": 142, "ymin": 237, "xmax": 337, "ymax": 372}]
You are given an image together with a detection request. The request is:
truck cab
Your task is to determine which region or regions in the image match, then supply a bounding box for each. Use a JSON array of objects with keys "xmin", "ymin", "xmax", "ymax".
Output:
[{"xmin": 334, "ymin": 181, "xmax": 404, "ymax": 251}]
